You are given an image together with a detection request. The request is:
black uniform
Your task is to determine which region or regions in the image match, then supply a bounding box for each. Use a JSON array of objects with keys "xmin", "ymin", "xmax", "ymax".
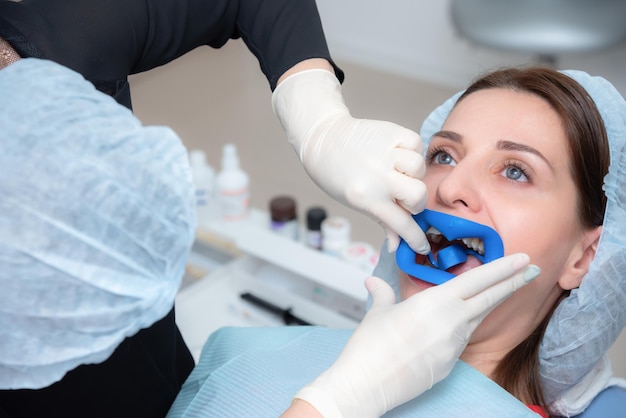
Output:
[
  {"xmin": 0, "ymin": 0, "xmax": 343, "ymax": 108},
  {"xmin": 0, "ymin": 1, "xmax": 342, "ymax": 417}
]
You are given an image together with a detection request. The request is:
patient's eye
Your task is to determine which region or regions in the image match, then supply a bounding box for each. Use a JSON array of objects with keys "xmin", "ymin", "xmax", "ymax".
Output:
[
  {"xmin": 426, "ymin": 147, "xmax": 456, "ymax": 167},
  {"xmin": 501, "ymin": 161, "xmax": 530, "ymax": 183}
]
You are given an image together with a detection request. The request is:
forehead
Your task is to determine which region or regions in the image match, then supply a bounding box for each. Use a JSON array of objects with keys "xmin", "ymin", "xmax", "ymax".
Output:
[
  {"xmin": 448, "ymin": 88, "xmax": 556, "ymax": 123},
  {"xmin": 444, "ymin": 89, "xmax": 565, "ymax": 141}
]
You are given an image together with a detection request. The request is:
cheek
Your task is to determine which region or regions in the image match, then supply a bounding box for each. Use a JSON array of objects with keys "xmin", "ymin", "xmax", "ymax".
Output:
[
  {"xmin": 423, "ymin": 172, "xmax": 442, "ymax": 203},
  {"xmin": 497, "ymin": 212, "xmax": 540, "ymax": 256},
  {"xmin": 496, "ymin": 210, "xmax": 578, "ymax": 285}
]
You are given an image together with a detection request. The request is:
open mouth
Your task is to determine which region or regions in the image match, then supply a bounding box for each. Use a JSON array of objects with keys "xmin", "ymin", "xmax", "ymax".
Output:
[
  {"xmin": 427, "ymin": 224, "xmax": 486, "ymax": 257},
  {"xmin": 396, "ymin": 210, "xmax": 504, "ymax": 285},
  {"xmin": 416, "ymin": 225, "xmax": 484, "ymax": 269}
]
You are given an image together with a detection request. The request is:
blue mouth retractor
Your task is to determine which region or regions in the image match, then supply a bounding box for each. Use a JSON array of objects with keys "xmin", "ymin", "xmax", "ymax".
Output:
[{"xmin": 396, "ymin": 209, "xmax": 504, "ymax": 285}]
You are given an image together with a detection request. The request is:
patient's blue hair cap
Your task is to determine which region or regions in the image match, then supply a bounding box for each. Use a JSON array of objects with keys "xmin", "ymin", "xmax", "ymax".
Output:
[
  {"xmin": 0, "ymin": 59, "xmax": 196, "ymax": 389},
  {"xmin": 539, "ymin": 70, "xmax": 626, "ymax": 412}
]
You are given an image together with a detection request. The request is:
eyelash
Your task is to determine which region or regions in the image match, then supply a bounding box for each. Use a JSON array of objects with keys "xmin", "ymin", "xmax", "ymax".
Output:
[
  {"xmin": 425, "ymin": 147, "xmax": 533, "ymax": 183},
  {"xmin": 425, "ymin": 146, "xmax": 450, "ymax": 165},
  {"xmin": 502, "ymin": 159, "xmax": 533, "ymax": 183}
]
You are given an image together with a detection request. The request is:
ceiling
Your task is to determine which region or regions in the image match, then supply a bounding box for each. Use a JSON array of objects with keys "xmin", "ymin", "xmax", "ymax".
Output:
[{"xmin": 316, "ymin": 0, "xmax": 626, "ymax": 95}]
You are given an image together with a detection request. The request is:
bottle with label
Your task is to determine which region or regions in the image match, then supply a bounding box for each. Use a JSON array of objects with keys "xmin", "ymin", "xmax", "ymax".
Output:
[
  {"xmin": 305, "ymin": 207, "xmax": 327, "ymax": 250},
  {"xmin": 189, "ymin": 149, "xmax": 216, "ymax": 224},
  {"xmin": 216, "ymin": 144, "xmax": 249, "ymax": 221},
  {"xmin": 321, "ymin": 216, "xmax": 351, "ymax": 257},
  {"xmin": 269, "ymin": 195, "xmax": 299, "ymax": 240}
]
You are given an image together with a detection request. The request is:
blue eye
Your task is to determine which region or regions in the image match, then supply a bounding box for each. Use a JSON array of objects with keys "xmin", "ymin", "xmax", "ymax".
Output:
[
  {"xmin": 435, "ymin": 152, "xmax": 454, "ymax": 165},
  {"xmin": 503, "ymin": 164, "xmax": 529, "ymax": 182},
  {"xmin": 426, "ymin": 147, "xmax": 456, "ymax": 167}
]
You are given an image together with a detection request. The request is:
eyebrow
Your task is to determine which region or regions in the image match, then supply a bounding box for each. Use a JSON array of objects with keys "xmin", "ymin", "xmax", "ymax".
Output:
[
  {"xmin": 432, "ymin": 130, "xmax": 552, "ymax": 168},
  {"xmin": 432, "ymin": 130, "xmax": 462, "ymax": 143},
  {"xmin": 496, "ymin": 140, "xmax": 551, "ymax": 166}
]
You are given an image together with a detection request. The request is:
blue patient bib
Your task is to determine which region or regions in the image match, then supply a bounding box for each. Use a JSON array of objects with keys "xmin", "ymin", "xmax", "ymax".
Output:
[{"xmin": 167, "ymin": 326, "xmax": 538, "ymax": 417}]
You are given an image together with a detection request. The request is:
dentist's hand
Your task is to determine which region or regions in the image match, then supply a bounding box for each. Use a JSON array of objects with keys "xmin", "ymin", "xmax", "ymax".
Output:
[
  {"xmin": 291, "ymin": 253, "xmax": 540, "ymax": 418},
  {"xmin": 272, "ymin": 67, "xmax": 429, "ymax": 254}
]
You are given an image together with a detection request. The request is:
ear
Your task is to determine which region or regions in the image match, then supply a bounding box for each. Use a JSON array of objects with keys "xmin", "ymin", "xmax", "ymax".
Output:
[{"xmin": 558, "ymin": 226, "xmax": 602, "ymax": 290}]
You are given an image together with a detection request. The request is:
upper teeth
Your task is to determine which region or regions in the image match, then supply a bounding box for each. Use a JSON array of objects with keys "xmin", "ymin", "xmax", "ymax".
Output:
[
  {"xmin": 426, "ymin": 226, "xmax": 443, "ymax": 243},
  {"xmin": 426, "ymin": 226, "xmax": 485, "ymax": 255},
  {"xmin": 462, "ymin": 238, "xmax": 485, "ymax": 255}
]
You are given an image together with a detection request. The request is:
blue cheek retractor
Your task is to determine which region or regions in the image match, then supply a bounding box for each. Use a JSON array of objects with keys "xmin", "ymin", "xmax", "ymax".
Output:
[{"xmin": 396, "ymin": 209, "xmax": 505, "ymax": 285}]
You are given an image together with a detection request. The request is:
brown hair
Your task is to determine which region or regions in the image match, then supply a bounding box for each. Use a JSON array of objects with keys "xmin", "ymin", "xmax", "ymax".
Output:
[{"xmin": 455, "ymin": 67, "xmax": 610, "ymax": 413}]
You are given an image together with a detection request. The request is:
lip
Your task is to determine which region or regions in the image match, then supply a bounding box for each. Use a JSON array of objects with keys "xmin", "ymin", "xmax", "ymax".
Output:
[
  {"xmin": 407, "ymin": 273, "xmax": 436, "ymax": 290},
  {"xmin": 408, "ymin": 250, "xmax": 482, "ymax": 285},
  {"xmin": 396, "ymin": 209, "xmax": 504, "ymax": 285}
]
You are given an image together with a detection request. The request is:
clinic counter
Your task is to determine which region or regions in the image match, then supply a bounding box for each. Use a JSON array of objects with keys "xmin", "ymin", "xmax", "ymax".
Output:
[{"xmin": 175, "ymin": 208, "xmax": 371, "ymax": 360}]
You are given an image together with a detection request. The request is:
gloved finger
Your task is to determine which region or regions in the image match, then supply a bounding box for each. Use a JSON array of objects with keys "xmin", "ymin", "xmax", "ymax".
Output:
[
  {"xmin": 364, "ymin": 276, "xmax": 397, "ymax": 308},
  {"xmin": 464, "ymin": 264, "xmax": 541, "ymax": 321},
  {"xmin": 388, "ymin": 126, "xmax": 423, "ymax": 154},
  {"xmin": 384, "ymin": 227, "xmax": 401, "ymax": 253},
  {"xmin": 370, "ymin": 200, "xmax": 430, "ymax": 254},
  {"xmin": 386, "ymin": 169, "xmax": 428, "ymax": 214},
  {"xmin": 438, "ymin": 253, "xmax": 532, "ymax": 299},
  {"xmin": 390, "ymin": 148, "xmax": 426, "ymax": 179}
]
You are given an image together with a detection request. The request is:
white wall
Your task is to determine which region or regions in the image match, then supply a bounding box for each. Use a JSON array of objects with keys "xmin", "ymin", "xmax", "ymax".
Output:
[{"xmin": 316, "ymin": 0, "xmax": 626, "ymax": 95}]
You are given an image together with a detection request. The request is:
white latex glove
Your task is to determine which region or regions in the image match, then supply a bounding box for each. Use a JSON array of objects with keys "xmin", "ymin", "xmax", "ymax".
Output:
[
  {"xmin": 272, "ymin": 69, "xmax": 429, "ymax": 254},
  {"xmin": 294, "ymin": 253, "xmax": 540, "ymax": 418}
]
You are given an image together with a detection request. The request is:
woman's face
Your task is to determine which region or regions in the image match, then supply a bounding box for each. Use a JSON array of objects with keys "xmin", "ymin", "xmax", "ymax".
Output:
[{"xmin": 399, "ymin": 88, "xmax": 597, "ymax": 366}]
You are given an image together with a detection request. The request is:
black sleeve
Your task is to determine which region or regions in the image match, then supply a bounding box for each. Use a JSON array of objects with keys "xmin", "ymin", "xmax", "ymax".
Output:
[
  {"xmin": 0, "ymin": 0, "xmax": 343, "ymax": 105},
  {"xmin": 233, "ymin": 0, "xmax": 345, "ymax": 89},
  {"xmin": 0, "ymin": 308, "xmax": 195, "ymax": 418}
]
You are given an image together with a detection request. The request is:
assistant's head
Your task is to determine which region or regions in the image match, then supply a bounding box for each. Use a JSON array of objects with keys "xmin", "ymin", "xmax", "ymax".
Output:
[{"xmin": 0, "ymin": 58, "xmax": 196, "ymax": 389}]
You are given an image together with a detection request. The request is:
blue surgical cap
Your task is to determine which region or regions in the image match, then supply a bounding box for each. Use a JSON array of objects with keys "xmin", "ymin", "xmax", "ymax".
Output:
[
  {"xmin": 372, "ymin": 68, "xmax": 626, "ymax": 414},
  {"xmin": 538, "ymin": 70, "xmax": 626, "ymax": 412},
  {"xmin": 0, "ymin": 59, "xmax": 196, "ymax": 389}
]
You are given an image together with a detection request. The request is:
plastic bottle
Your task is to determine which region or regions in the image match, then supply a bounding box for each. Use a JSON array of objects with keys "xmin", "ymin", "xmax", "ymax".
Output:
[
  {"xmin": 216, "ymin": 144, "xmax": 249, "ymax": 221},
  {"xmin": 321, "ymin": 216, "xmax": 351, "ymax": 257},
  {"xmin": 269, "ymin": 196, "xmax": 299, "ymax": 240},
  {"xmin": 189, "ymin": 149, "xmax": 216, "ymax": 224},
  {"xmin": 305, "ymin": 207, "xmax": 327, "ymax": 250}
]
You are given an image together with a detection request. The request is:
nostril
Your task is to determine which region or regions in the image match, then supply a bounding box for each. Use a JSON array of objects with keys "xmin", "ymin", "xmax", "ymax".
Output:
[{"xmin": 435, "ymin": 177, "xmax": 475, "ymax": 210}]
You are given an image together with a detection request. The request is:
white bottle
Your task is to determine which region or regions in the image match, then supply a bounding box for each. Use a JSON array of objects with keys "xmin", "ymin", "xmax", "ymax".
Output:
[
  {"xmin": 216, "ymin": 144, "xmax": 249, "ymax": 221},
  {"xmin": 321, "ymin": 216, "xmax": 351, "ymax": 257},
  {"xmin": 189, "ymin": 149, "xmax": 216, "ymax": 225}
]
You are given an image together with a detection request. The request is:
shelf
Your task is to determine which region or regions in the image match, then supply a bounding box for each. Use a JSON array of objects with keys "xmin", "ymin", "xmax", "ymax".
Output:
[
  {"xmin": 196, "ymin": 208, "xmax": 370, "ymax": 304},
  {"xmin": 176, "ymin": 208, "xmax": 373, "ymax": 360}
]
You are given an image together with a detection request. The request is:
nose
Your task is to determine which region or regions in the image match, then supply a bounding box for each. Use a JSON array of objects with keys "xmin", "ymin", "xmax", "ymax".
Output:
[{"xmin": 433, "ymin": 161, "xmax": 482, "ymax": 212}]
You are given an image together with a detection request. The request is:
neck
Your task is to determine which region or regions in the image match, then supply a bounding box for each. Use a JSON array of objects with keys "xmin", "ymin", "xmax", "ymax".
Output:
[
  {"xmin": 460, "ymin": 347, "xmax": 507, "ymax": 378},
  {"xmin": 0, "ymin": 37, "xmax": 21, "ymax": 70}
]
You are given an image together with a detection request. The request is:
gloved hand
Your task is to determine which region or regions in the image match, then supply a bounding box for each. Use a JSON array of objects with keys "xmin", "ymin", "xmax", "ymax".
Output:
[
  {"xmin": 294, "ymin": 253, "xmax": 540, "ymax": 418},
  {"xmin": 272, "ymin": 69, "xmax": 429, "ymax": 254}
]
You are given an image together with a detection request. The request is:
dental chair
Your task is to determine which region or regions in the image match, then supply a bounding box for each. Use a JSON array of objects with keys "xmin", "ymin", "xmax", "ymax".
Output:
[{"xmin": 575, "ymin": 386, "xmax": 626, "ymax": 417}]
